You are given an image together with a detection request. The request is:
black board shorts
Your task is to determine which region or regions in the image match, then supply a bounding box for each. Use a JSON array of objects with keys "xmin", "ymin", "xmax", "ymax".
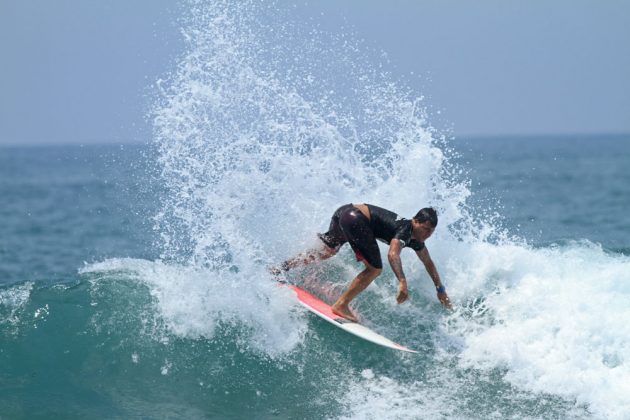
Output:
[{"xmin": 318, "ymin": 204, "xmax": 383, "ymax": 269}]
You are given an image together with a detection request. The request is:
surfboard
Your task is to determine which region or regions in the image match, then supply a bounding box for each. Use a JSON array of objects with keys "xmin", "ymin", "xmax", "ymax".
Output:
[{"xmin": 287, "ymin": 284, "xmax": 417, "ymax": 353}]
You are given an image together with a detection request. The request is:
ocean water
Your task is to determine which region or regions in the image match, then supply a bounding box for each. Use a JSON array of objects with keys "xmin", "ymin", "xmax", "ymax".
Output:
[{"xmin": 2, "ymin": 1, "xmax": 630, "ymax": 419}]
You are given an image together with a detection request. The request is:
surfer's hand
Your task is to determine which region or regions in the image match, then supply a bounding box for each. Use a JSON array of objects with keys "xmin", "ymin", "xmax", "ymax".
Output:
[
  {"xmin": 437, "ymin": 291, "xmax": 453, "ymax": 310},
  {"xmin": 396, "ymin": 280, "xmax": 409, "ymax": 304}
]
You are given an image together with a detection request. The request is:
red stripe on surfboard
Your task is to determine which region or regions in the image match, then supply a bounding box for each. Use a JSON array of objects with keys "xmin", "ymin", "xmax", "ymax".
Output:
[
  {"xmin": 284, "ymin": 283, "xmax": 417, "ymax": 352},
  {"xmin": 288, "ymin": 285, "xmax": 347, "ymax": 322}
]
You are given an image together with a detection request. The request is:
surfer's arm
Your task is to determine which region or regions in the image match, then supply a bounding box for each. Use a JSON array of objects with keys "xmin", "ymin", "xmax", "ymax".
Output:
[
  {"xmin": 388, "ymin": 239, "xmax": 408, "ymax": 303},
  {"xmin": 416, "ymin": 247, "xmax": 452, "ymax": 309}
]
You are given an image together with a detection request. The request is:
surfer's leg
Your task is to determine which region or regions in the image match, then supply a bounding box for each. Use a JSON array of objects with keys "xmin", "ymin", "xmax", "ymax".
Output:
[
  {"xmin": 332, "ymin": 263, "xmax": 382, "ymax": 322},
  {"xmin": 270, "ymin": 205, "xmax": 352, "ymax": 275},
  {"xmin": 272, "ymin": 243, "xmax": 338, "ymax": 274},
  {"xmin": 330, "ymin": 207, "xmax": 383, "ymax": 321}
]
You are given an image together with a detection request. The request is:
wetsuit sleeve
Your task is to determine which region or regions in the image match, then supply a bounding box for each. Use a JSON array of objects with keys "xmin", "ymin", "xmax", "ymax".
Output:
[
  {"xmin": 393, "ymin": 222, "xmax": 425, "ymax": 251},
  {"xmin": 393, "ymin": 223, "xmax": 413, "ymax": 248}
]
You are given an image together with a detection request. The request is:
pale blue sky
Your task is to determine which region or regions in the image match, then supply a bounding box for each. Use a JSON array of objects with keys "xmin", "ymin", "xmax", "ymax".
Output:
[{"xmin": 1, "ymin": 0, "xmax": 629, "ymax": 146}]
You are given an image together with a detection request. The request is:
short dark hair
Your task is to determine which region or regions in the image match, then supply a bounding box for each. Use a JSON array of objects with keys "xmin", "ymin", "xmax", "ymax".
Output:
[{"xmin": 413, "ymin": 207, "xmax": 438, "ymax": 227}]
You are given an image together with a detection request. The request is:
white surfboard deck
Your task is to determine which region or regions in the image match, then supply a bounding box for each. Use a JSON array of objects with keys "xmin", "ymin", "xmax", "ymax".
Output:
[{"xmin": 287, "ymin": 284, "xmax": 417, "ymax": 353}]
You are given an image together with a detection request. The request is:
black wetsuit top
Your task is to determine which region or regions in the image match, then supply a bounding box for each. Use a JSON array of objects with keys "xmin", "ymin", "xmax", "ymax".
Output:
[
  {"xmin": 318, "ymin": 204, "xmax": 424, "ymax": 269},
  {"xmin": 365, "ymin": 204, "xmax": 425, "ymax": 251}
]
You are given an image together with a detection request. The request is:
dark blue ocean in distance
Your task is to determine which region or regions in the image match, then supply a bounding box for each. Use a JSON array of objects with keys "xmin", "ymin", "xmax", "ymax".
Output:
[
  {"xmin": 1, "ymin": 135, "xmax": 629, "ymax": 419},
  {"xmin": 456, "ymin": 134, "xmax": 630, "ymax": 253},
  {"xmin": 0, "ymin": 144, "xmax": 158, "ymax": 287}
]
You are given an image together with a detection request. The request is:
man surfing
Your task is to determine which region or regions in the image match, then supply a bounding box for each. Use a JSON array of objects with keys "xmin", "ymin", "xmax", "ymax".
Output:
[{"xmin": 272, "ymin": 204, "xmax": 452, "ymax": 322}]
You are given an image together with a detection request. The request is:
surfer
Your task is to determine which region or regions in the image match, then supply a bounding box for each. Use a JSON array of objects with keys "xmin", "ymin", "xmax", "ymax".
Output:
[{"xmin": 273, "ymin": 204, "xmax": 452, "ymax": 322}]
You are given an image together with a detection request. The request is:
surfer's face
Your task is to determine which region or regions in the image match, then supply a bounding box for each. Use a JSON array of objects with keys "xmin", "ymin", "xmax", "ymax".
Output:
[{"xmin": 413, "ymin": 220, "xmax": 435, "ymax": 242}]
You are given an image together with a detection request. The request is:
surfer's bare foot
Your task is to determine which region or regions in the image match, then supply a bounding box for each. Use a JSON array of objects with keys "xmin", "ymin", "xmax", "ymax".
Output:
[{"xmin": 331, "ymin": 303, "xmax": 358, "ymax": 322}]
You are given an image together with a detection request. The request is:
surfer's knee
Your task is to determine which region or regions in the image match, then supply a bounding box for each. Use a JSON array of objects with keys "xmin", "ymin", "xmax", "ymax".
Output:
[
  {"xmin": 364, "ymin": 265, "xmax": 382, "ymax": 278},
  {"xmin": 319, "ymin": 245, "xmax": 338, "ymax": 259}
]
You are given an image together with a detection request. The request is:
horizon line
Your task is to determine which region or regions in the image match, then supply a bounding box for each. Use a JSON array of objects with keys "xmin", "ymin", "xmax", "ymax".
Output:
[{"xmin": 1, "ymin": 132, "xmax": 629, "ymax": 148}]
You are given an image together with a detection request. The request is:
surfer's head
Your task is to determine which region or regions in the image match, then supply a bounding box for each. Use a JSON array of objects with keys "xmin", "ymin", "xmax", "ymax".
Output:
[
  {"xmin": 412, "ymin": 207, "xmax": 437, "ymax": 242},
  {"xmin": 413, "ymin": 207, "xmax": 438, "ymax": 227}
]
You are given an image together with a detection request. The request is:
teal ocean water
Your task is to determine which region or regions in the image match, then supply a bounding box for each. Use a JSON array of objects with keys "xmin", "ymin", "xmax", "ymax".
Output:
[{"xmin": 2, "ymin": 2, "xmax": 630, "ymax": 419}]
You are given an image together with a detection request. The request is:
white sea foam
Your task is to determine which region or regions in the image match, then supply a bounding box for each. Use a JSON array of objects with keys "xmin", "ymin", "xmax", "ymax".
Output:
[
  {"xmin": 339, "ymin": 371, "xmax": 459, "ymax": 420},
  {"xmin": 339, "ymin": 361, "xmax": 595, "ymax": 420},
  {"xmin": 441, "ymin": 241, "xmax": 630, "ymax": 419}
]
